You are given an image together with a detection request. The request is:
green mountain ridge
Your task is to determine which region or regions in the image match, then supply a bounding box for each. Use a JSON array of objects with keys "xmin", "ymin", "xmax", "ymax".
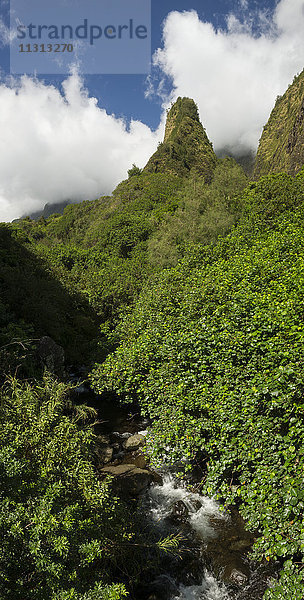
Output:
[
  {"xmin": 2, "ymin": 97, "xmax": 245, "ymax": 364},
  {"xmin": 1, "ymin": 85, "xmax": 304, "ymax": 599},
  {"xmin": 254, "ymin": 70, "xmax": 304, "ymax": 178}
]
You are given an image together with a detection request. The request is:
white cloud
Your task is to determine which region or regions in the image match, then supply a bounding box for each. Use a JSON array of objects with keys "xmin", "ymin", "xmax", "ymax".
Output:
[
  {"xmin": 0, "ymin": 72, "xmax": 162, "ymax": 221},
  {"xmin": 0, "ymin": 0, "xmax": 304, "ymax": 221},
  {"xmin": 154, "ymin": 0, "xmax": 304, "ymax": 154}
]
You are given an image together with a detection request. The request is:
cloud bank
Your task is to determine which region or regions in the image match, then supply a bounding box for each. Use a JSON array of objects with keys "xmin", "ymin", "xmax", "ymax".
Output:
[
  {"xmin": 155, "ymin": 0, "xmax": 304, "ymax": 154},
  {"xmin": 0, "ymin": 0, "xmax": 304, "ymax": 221},
  {"xmin": 0, "ymin": 73, "xmax": 161, "ymax": 221}
]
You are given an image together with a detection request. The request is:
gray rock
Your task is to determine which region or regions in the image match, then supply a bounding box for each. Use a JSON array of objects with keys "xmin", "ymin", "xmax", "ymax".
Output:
[
  {"xmin": 227, "ymin": 569, "xmax": 249, "ymax": 587},
  {"xmin": 111, "ymin": 431, "xmax": 122, "ymax": 440},
  {"xmin": 119, "ymin": 452, "xmax": 148, "ymax": 469},
  {"xmin": 123, "ymin": 434, "xmax": 145, "ymax": 451},
  {"xmin": 101, "ymin": 463, "xmax": 153, "ymax": 497},
  {"xmin": 113, "ymin": 451, "xmax": 125, "ymax": 461}
]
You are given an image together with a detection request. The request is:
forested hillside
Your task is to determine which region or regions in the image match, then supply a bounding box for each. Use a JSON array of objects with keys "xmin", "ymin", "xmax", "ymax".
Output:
[
  {"xmin": 91, "ymin": 171, "xmax": 304, "ymax": 598},
  {"xmin": 3, "ymin": 106, "xmax": 246, "ymax": 363},
  {"xmin": 1, "ymin": 80, "xmax": 304, "ymax": 599}
]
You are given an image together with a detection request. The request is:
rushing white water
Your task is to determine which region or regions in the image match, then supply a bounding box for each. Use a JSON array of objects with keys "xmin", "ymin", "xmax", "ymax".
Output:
[
  {"xmin": 174, "ymin": 571, "xmax": 230, "ymax": 600},
  {"xmin": 148, "ymin": 473, "xmax": 227, "ymax": 540},
  {"xmin": 146, "ymin": 474, "xmax": 231, "ymax": 599}
]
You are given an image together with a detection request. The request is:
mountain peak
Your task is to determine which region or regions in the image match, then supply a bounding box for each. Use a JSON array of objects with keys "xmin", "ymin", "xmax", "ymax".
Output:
[
  {"xmin": 144, "ymin": 97, "xmax": 217, "ymax": 181},
  {"xmin": 254, "ymin": 70, "xmax": 304, "ymax": 178},
  {"xmin": 163, "ymin": 97, "xmax": 201, "ymax": 142}
]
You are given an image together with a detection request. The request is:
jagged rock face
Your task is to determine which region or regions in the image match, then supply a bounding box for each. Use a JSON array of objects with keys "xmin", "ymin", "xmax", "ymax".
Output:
[
  {"xmin": 144, "ymin": 97, "xmax": 217, "ymax": 181},
  {"xmin": 254, "ymin": 70, "xmax": 304, "ymax": 178}
]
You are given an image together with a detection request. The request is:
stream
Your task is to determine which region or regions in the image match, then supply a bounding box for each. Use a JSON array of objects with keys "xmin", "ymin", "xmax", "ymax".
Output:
[
  {"xmin": 72, "ymin": 377, "xmax": 280, "ymax": 600},
  {"xmin": 142, "ymin": 472, "xmax": 274, "ymax": 600},
  {"xmin": 142, "ymin": 472, "xmax": 231, "ymax": 600}
]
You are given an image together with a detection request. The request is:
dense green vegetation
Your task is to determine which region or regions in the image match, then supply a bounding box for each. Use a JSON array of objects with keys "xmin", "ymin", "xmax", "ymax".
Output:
[
  {"xmin": 148, "ymin": 157, "xmax": 247, "ymax": 267},
  {"xmin": 0, "ymin": 172, "xmax": 183, "ymax": 363},
  {"xmin": 7, "ymin": 156, "xmax": 245, "ymax": 363},
  {"xmin": 0, "ymin": 376, "xmax": 130, "ymax": 599},
  {"xmin": 18, "ymin": 173, "xmax": 183, "ymax": 328},
  {"xmin": 0, "ymin": 376, "xmax": 179, "ymax": 600},
  {"xmin": 0, "ymin": 224, "xmax": 98, "ymax": 366},
  {"xmin": 2, "ymin": 89, "xmax": 304, "ymax": 598},
  {"xmin": 91, "ymin": 171, "xmax": 304, "ymax": 598}
]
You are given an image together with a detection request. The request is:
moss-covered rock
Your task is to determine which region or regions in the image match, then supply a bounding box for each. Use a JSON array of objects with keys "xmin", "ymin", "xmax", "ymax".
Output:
[
  {"xmin": 144, "ymin": 97, "xmax": 217, "ymax": 181},
  {"xmin": 254, "ymin": 70, "xmax": 304, "ymax": 178}
]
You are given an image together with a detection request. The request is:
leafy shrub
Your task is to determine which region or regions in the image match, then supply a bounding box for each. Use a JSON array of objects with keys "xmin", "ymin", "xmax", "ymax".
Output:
[
  {"xmin": 91, "ymin": 172, "xmax": 304, "ymax": 598},
  {"xmin": 0, "ymin": 376, "xmax": 133, "ymax": 600}
]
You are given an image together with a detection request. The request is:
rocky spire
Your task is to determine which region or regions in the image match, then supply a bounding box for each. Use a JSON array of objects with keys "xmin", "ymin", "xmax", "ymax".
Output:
[
  {"xmin": 144, "ymin": 97, "xmax": 217, "ymax": 181},
  {"xmin": 254, "ymin": 70, "xmax": 304, "ymax": 178}
]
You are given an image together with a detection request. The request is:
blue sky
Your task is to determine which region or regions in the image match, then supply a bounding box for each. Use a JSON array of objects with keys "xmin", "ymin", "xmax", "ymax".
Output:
[
  {"xmin": 0, "ymin": 0, "xmax": 303, "ymax": 220},
  {"xmin": 87, "ymin": 0, "xmax": 277, "ymax": 128},
  {"xmin": 1, "ymin": 0, "xmax": 277, "ymax": 129}
]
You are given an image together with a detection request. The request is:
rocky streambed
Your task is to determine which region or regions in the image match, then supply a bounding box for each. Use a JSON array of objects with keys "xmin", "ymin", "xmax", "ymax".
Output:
[
  {"xmin": 72, "ymin": 381, "xmax": 279, "ymax": 600},
  {"xmin": 97, "ymin": 430, "xmax": 161, "ymax": 497}
]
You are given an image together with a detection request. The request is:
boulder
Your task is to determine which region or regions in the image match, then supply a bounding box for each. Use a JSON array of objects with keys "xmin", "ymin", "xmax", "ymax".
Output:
[
  {"xmin": 36, "ymin": 336, "xmax": 65, "ymax": 376},
  {"xmin": 101, "ymin": 463, "xmax": 153, "ymax": 497},
  {"xmin": 123, "ymin": 433, "xmax": 145, "ymax": 451},
  {"xmin": 133, "ymin": 454, "xmax": 148, "ymax": 469},
  {"xmin": 224, "ymin": 566, "xmax": 249, "ymax": 587},
  {"xmin": 120, "ymin": 452, "xmax": 148, "ymax": 469},
  {"xmin": 168, "ymin": 500, "xmax": 189, "ymax": 524}
]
